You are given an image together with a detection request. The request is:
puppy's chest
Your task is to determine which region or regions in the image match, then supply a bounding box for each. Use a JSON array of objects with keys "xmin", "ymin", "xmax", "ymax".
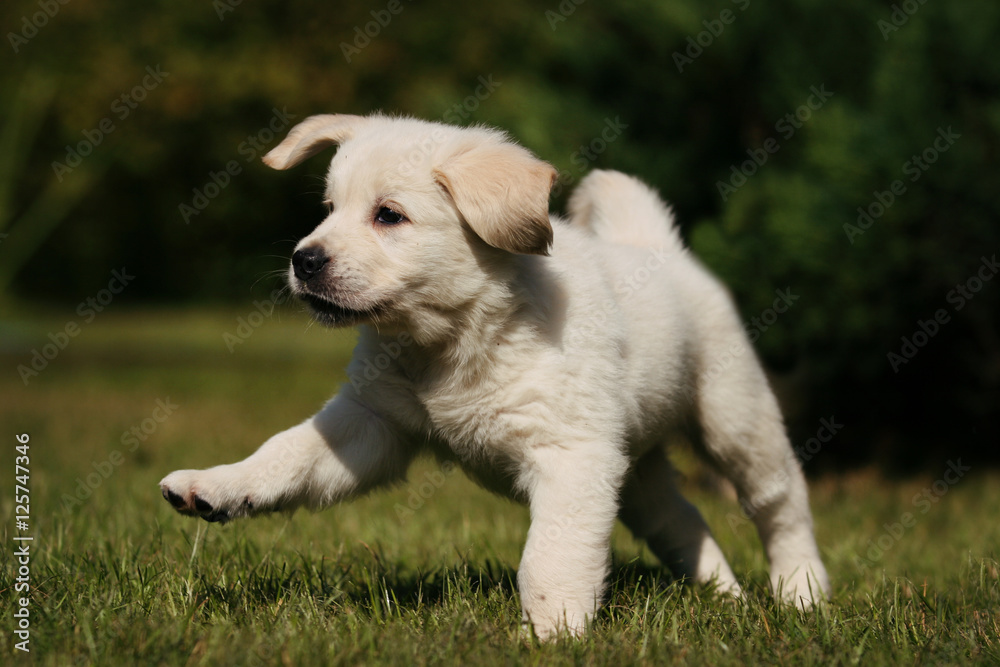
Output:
[
  {"xmin": 409, "ymin": 367, "xmax": 544, "ymax": 466},
  {"xmin": 421, "ymin": 381, "xmax": 511, "ymax": 447}
]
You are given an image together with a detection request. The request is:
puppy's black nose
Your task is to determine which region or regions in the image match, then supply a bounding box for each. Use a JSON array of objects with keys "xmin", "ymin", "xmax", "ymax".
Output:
[{"xmin": 292, "ymin": 246, "xmax": 329, "ymax": 282}]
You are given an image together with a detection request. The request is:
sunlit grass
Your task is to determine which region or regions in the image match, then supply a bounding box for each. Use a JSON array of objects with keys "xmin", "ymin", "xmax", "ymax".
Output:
[{"xmin": 1, "ymin": 307, "xmax": 998, "ymax": 665}]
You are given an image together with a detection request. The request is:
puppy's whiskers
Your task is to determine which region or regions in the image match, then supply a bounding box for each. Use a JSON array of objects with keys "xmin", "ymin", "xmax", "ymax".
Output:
[{"xmin": 250, "ymin": 269, "xmax": 291, "ymax": 292}]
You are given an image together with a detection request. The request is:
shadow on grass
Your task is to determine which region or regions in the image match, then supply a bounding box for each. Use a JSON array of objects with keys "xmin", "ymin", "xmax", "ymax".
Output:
[{"xmin": 178, "ymin": 546, "xmax": 774, "ymax": 626}]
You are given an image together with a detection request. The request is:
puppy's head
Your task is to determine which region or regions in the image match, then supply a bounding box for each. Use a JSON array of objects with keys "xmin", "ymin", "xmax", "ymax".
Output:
[{"xmin": 263, "ymin": 114, "xmax": 556, "ymax": 334}]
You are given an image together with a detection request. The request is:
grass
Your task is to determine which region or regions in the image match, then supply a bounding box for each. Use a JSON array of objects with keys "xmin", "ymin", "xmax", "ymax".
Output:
[{"xmin": 1, "ymin": 306, "xmax": 998, "ymax": 665}]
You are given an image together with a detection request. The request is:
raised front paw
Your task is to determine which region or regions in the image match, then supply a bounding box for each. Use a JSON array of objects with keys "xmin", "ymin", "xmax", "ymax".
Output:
[{"xmin": 159, "ymin": 468, "xmax": 256, "ymax": 523}]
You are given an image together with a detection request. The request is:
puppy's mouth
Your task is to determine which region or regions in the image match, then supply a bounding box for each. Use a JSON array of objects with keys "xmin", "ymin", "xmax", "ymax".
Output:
[{"xmin": 299, "ymin": 291, "xmax": 383, "ymax": 327}]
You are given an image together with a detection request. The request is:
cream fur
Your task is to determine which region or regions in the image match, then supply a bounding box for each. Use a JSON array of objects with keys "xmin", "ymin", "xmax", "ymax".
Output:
[{"xmin": 160, "ymin": 113, "xmax": 830, "ymax": 640}]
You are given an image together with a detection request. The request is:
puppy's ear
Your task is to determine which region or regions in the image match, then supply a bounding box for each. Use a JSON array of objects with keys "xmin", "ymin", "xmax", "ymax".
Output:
[
  {"xmin": 434, "ymin": 143, "xmax": 556, "ymax": 256},
  {"xmin": 262, "ymin": 114, "xmax": 368, "ymax": 170}
]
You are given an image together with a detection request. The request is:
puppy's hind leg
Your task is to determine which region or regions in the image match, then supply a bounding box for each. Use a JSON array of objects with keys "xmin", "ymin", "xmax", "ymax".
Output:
[
  {"xmin": 693, "ymin": 355, "xmax": 831, "ymax": 607},
  {"xmin": 618, "ymin": 446, "xmax": 742, "ymax": 596}
]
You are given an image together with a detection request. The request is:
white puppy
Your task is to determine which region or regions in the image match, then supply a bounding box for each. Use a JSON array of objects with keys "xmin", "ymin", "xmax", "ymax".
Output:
[{"xmin": 160, "ymin": 113, "xmax": 830, "ymax": 639}]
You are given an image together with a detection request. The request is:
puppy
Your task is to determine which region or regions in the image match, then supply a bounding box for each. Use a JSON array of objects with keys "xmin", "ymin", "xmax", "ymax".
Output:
[{"xmin": 160, "ymin": 113, "xmax": 830, "ymax": 639}]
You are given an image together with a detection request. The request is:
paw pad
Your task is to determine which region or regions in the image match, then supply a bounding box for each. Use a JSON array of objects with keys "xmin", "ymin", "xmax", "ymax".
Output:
[
  {"xmin": 163, "ymin": 488, "xmax": 186, "ymax": 509},
  {"xmin": 193, "ymin": 495, "xmax": 214, "ymax": 513}
]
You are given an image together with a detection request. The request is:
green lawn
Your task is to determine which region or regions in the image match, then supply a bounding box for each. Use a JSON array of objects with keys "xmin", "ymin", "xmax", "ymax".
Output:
[{"xmin": 2, "ymin": 307, "xmax": 998, "ymax": 665}]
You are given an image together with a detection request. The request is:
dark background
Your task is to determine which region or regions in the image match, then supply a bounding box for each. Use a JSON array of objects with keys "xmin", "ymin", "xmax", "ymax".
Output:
[{"xmin": 2, "ymin": 0, "xmax": 998, "ymax": 471}]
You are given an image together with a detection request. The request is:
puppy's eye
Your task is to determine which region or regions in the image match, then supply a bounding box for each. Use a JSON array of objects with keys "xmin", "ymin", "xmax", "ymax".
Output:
[{"xmin": 376, "ymin": 206, "xmax": 406, "ymax": 225}]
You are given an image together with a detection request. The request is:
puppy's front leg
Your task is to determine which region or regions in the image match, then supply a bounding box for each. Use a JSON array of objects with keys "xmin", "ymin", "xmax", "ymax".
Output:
[
  {"xmin": 159, "ymin": 394, "xmax": 413, "ymax": 522},
  {"xmin": 517, "ymin": 446, "xmax": 628, "ymax": 639}
]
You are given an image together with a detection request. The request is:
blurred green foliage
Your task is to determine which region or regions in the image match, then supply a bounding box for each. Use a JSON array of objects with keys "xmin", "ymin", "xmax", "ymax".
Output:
[{"xmin": 2, "ymin": 0, "xmax": 998, "ymax": 468}]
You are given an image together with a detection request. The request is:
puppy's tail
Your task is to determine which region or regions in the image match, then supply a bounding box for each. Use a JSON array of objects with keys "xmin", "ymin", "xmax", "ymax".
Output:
[{"xmin": 567, "ymin": 169, "xmax": 684, "ymax": 250}]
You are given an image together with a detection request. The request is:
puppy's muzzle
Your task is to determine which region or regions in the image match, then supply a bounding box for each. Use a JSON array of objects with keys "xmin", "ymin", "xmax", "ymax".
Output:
[{"xmin": 292, "ymin": 246, "xmax": 329, "ymax": 282}]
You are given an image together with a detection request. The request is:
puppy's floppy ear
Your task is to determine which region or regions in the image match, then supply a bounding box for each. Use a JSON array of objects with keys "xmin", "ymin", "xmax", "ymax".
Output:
[
  {"xmin": 434, "ymin": 143, "xmax": 557, "ymax": 256},
  {"xmin": 262, "ymin": 114, "xmax": 368, "ymax": 170}
]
